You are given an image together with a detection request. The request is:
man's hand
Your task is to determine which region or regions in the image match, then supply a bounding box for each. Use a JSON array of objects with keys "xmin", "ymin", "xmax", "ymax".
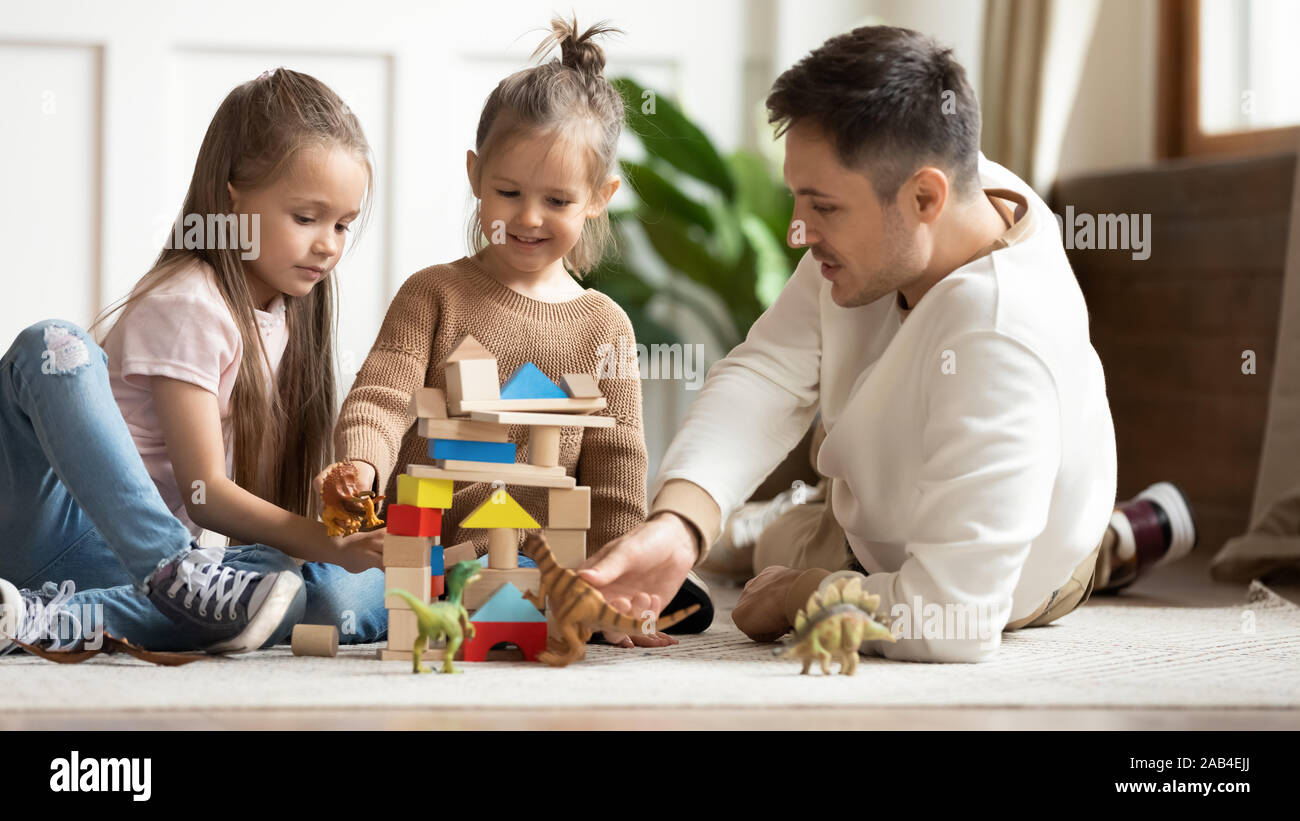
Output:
[
  {"xmin": 577, "ymin": 512, "xmax": 699, "ymax": 648},
  {"xmin": 732, "ymin": 565, "xmax": 804, "ymax": 642}
]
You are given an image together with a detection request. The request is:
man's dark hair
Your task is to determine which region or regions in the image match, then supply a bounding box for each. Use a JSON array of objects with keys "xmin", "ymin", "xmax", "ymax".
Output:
[{"xmin": 766, "ymin": 26, "xmax": 981, "ymax": 202}]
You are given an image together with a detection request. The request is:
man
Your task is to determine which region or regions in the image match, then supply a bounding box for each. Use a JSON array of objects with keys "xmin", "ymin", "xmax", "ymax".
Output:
[{"xmin": 578, "ymin": 26, "xmax": 1192, "ymax": 662}]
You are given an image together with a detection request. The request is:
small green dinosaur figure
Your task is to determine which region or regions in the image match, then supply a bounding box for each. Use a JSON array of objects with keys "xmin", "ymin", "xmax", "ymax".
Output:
[
  {"xmin": 386, "ymin": 559, "xmax": 483, "ymax": 675},
  {"xmin": 776, "ymin": 574, "xmax": 896, "ymax": 675}
]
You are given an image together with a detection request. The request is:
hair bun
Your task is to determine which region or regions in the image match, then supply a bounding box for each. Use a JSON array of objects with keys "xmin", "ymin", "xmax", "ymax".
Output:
[{"xmin": 534, "ymin": 15, "xmax": 621, "ymax": 76}]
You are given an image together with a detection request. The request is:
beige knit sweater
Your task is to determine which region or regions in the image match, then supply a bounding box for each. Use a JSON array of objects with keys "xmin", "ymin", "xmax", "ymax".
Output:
[{"xmin": 335, "ymin": 256, "xmax": 648, "ymax": 557}]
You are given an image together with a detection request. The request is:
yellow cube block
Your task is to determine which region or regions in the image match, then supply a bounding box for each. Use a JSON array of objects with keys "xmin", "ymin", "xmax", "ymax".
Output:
[{"xmin": 396, "ymin": 474, "xmax": 453, "ymax": 509}]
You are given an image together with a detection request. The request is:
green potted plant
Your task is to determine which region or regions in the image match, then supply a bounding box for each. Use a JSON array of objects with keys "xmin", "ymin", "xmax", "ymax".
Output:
[{"xmin": 589, "ymin": 78, "xmax": 804, "ymax": 349}]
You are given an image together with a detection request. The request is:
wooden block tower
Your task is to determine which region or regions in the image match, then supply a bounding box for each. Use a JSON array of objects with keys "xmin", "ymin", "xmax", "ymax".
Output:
[{"xmin": 379, "ymin": 334, "xmax": 610, "ymax": 664}]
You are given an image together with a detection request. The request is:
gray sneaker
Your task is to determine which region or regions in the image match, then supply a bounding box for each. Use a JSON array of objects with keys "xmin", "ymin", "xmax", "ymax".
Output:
[
  {"xmin": 0, "ymin": 578, "xmax": 84, "ymax": 655},
  {"xmin": 142, "ymin": 550, "xmax": 302, "ymax": 654}
]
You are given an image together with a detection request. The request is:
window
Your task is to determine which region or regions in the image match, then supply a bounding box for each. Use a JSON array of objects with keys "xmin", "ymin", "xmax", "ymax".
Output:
[{"xmin": 1159, "ymin": 0, "xmax": 1300, "ymax": 157}]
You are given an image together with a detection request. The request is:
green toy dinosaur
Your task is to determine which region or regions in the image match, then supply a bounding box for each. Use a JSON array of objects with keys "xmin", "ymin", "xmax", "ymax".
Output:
[
  {"xmin": 386, "ymin": 559, "xmax": 483, "ymax": 674},
  {"xmin": 776, "ymin": 574, "xmax": 897, "ymax": 675}
]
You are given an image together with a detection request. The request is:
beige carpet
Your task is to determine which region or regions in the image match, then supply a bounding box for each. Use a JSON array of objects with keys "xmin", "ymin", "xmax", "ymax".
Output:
[{"xmin": 3, "ymin": 581, "xmax": 1298, "ymax": 712}]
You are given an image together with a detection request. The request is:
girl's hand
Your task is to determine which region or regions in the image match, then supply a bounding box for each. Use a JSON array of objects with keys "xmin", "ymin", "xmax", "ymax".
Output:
[
  {"xmin": 326, "ymin": 528, "xmax": 385, "ymax": 573},
  {"xmin": 313, "ymin": 460, "xmax": 377, "ymax": 497}
]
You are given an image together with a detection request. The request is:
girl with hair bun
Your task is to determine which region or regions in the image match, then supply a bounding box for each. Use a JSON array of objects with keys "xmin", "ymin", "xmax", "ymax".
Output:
[{"xmin": 327, "ymin": 17, "xmax": 709, "ymax": 648}]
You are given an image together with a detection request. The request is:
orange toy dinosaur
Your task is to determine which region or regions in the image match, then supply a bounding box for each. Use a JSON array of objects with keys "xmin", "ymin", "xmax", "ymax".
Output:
[
  {"xmin": 520, "ymin": 533, "xmax": 701, "ymax": 667},
  {"xmin": 320, "ymin": 462, "xmax": 386, "ymax": 537}
]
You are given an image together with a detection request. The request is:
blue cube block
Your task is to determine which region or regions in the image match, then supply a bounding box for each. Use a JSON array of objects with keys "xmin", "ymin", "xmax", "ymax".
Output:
[{"xmin": 428, "ymin": 438, "xmax": 517, "ymax": 464}]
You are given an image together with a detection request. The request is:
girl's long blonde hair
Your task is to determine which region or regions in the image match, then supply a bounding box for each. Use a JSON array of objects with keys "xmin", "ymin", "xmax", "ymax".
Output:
[
  {"xmin": 91, "ymin": 68, "xmax": 373, "ymax": 518},
  {"xmin": 466, "ymin": 16, "xmax": 625, "ymax": 276}
]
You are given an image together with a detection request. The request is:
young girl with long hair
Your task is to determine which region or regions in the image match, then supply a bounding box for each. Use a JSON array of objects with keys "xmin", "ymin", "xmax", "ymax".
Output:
[{"xmin": 0, "ymin": 68, "xmax": 385, "ymax": 654}]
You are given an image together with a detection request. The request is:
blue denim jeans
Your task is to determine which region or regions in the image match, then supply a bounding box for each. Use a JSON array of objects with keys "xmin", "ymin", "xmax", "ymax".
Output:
[
  {"xmin": 300, "ymin": 562, "xmax": 388, "ymax": 644},
  {"xmin": 0, "ymin": 320, "xmax": 308, "ymax": 651}
]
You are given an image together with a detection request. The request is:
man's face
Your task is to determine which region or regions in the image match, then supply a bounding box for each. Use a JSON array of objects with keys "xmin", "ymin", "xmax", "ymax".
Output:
[{"xmin": 783, "ymin": 122, "xmax": 923, "ymax": 308}]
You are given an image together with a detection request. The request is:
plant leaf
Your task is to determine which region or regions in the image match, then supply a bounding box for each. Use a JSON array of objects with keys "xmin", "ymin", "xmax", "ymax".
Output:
[
  {"xmin": 621, "ymin": 159, "xmax": 714, "ymax": 232},
  {"xmin": 615, "ymin": 77, "xmax": 736, "ymax": 198},
  {"xmin": 740, "ymin": 213, "xmax": 794, "ymax": 307}
]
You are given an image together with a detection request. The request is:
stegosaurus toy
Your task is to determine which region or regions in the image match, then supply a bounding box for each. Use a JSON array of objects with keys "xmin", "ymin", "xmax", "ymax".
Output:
[
  {"xmin": 777, "ymin": 574, "xmax": 896, "ymax": 675},
  {"xmin": 386, "ymin": 560, "xmax": 482, "ymax": 674}
]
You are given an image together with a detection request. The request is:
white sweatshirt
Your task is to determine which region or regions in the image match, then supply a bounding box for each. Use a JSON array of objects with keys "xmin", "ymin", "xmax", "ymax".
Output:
[{"xmin": 651, "ymin": 156, "xmax": 1117, "ymax": 662}]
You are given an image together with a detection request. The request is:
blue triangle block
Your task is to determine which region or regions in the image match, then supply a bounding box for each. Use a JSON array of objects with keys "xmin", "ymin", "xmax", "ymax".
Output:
[
  {"xmin": 470, "ymin": 583, "xmax": 546, "ymax": 623},
  {"xmin": 500, "ymin": 362, "xmax": 567, "ymax": 400}
]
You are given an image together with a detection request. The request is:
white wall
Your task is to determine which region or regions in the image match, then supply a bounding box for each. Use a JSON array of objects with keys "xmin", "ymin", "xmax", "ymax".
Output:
[
  {"xmin": 0, "ymin": 0, "xmax": 754, "ymax": 479},
  {"xmin": 1057, "ymin": 0, "xmax": 1158, "ymax": 180},
  {"xmin": 1, "ymin": 0, "xmax": 1160, "ymax": 479}
]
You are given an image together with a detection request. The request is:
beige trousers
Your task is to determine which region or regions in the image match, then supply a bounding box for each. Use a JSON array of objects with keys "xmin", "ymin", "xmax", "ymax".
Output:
[{"xmin": 752, "ymin": 474, "xmax": 1103, "ymax": 631}]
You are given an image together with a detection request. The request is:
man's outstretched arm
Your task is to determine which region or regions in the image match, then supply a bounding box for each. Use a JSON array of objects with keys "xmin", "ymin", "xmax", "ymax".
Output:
[
  {"xmin": 579, "ymin": 250, "xmax": 826, "ymax": 631},
  {"xmin": 648, "ymin": 249, "xmax": 826, "ymax": 561}
]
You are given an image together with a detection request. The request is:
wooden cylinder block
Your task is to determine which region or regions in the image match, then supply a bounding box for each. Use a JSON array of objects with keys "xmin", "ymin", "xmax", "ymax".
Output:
[
  {"xmin": 488, "ymin": 527, "xmax": 517, "ymax": 568},
  {"xmin": 528, "ymin": 425, "xmax": 562, "ymax": 467},
  {"xmin": 291, "ymin": 624, "xmax": 339, "ymax": 657}
]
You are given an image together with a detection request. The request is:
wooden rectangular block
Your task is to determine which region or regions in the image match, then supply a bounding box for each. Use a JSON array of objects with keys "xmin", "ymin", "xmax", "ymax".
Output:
[
  {"xmin": 386, "ymin": 505, "xmax": 442, "ymax": 537},
  {"xmin": 387, "ymin": 609, "xmax": 420, "ymax": 648},
  {"xmin": 379, "ymin": 646, "xmax": 522, "ymax": 662},
  {"xmin": 408, "ymin": 462, "xmax": 575, "ymax": 488},
  {"xmin": 445, "ymin": 359, "xmax": 500, "ymax": 411},
  {"xmin": 547, "ymin": 487, "xmax": 591, "ymax": 529},
  {"xmin": 417, "ymin": 417, "xmax": 510, "ymax": 442},
  {"xmin": 468, "ymin": 410, "xmax": 613, "ymax": 428},
  {"xmin": 429, "ymin": 438, "xmax": 517, "ymax": 463},
  {"xmin": 407, "ymin": 387, "xmax": 447, "ymax": 420},
  {"xmin": 384, "ymin": 567, "xmax": 431, "ymax": 609},
  {"xmin": 560, "ymin": 373, "xmax": 601, "ymax": 399},
  {"xmin": 396, "ymin": 474, "xmax": 453, "ymax": 508},
  {"xmin": 383, "ymin": 533, "xmax": 434, "ymax": 567},
  {"xmin": 451, "ymin": 397, "xmax": 605, "ymax": 415},
  {"xmin": 443, "ymin": 540, "xmax": 479, "ymax": 565},
  {"xmin": 542, "ymin": 528, "xmax": 586, "ymax": 567},
  {"xmin": 379, "ymin": 647, "xmax": 446, "ymax": 662},
  {"xmin": 434, "ymin": 460, "xmax": 564, "ymax": 477},
  {"xmin": 463, "ymin": 567, "xmax": 542, "ymax": 611}
]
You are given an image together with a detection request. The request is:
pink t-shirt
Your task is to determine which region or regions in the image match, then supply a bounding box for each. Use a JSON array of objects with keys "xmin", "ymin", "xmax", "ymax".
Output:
[{"xmin": 101, "ymin": 259, "xmax": 288, "ymax": 539}]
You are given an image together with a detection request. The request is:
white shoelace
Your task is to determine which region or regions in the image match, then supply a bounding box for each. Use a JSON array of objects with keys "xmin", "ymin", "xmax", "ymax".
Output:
[
  {"xmin": 166, "ymin": 560, "xmax": 255, "ymax": 621},
  {"xmin": 731, "ymin": 480, "xmax": 823, "ymax": 547},
  {"xmin": 17, "ymin": 580, "xmax": 82, "ymax": 650}
]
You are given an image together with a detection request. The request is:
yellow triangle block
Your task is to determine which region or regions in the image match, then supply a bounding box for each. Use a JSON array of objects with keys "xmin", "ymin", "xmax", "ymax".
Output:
[{"xmin": 461, "ymin": 488, "xmax": 540, "ymax": 529}]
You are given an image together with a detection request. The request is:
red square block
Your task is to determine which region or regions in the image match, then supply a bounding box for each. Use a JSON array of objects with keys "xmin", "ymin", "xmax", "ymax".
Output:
[
  {"xmin": 431, "ymin": 574, "xmax": 445, "ymax": 598},
  {"xmin": 387, "ymin": 505, "xmax": 442, "ymax": 538}
]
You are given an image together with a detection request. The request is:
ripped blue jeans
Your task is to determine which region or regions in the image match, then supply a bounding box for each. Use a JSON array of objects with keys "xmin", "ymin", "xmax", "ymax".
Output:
[{"xmin": 0, "ymin": 320, "xmax": 307, "ymax": 650}]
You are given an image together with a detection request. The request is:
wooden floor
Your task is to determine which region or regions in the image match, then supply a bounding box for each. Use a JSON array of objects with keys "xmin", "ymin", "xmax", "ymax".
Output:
[
  {"xmin": 3, "ymin": 707, "xmax": 1299, "ymax": 731},
  {"xmin": 6, "ymin": 548, "xmax": 1298, "ymax": 730}
]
